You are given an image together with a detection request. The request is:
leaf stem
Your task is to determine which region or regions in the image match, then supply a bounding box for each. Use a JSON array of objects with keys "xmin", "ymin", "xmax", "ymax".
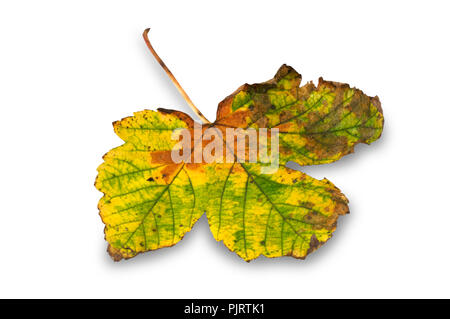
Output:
[{"xmin": 142, "ymin": 28, "xmax": 211, "ymax": 124}]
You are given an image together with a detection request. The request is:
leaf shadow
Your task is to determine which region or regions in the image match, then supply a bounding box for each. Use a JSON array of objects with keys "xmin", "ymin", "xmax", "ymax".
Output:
[
  {"xmin": 202, "ymin": 213, "xmax": 352, "ymax": 268},
  {"xmin": 99, "ymin": 215, "xmax": 211, "ymax": 268}
]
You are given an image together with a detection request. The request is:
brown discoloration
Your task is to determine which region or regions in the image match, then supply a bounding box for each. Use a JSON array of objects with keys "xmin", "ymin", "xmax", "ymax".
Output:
[
  {"xmin": 371, "ymin": 95, "xmax": 383, "ymax": 113},
  {"xmin": 298, "ymin": 81, "xmax": 316, "ymax": 98},
  {"xmin": 215, "ymin": 87, "xmax": 242, "ymax": 124},
  {"xmin": 185, "ymin": 163, "xmax": 204, "ymax": 170},
  {"xmin": 279, "ymin": 110, "xmax": 293, "ymax": 123},
  {"xmin": 347, "ymin": 90, "xmax": 368, "ymax": 119},
  {"xmin": 217, "ymin": 108, "xmax": 251, "ymax": 128},
  {"xmin": 158, "ymin": 108, "xmax": 195, "ymax": 128},
  {"xmin": 317, "ymin": 77, "xmax": 350, "ymax": 91},
  {"xmin": 160, "ymin": 164, "xmax": 182, "ymax": 183},
  {"xmin": 107, "ymin": 245, "xmax": 124, "ymax": 262},
  {"xmin": 274, "ymin": 64, "xmax": 302, "ymax": 85},
  {"xmin": 306, "ymin": 234, "xmax": 322, "ymax": 256},
  {"xmin": 150, "ymin": 150, "xmax": 175, "ymax": 164},
  {"xmin": 253, "ymin": 115, "xmax": 269, "ymax": 129},
  {"xmin": 107, "ymin": 229, "xmax": 194, "ymax": 262},
  {"xmin": 215, "ymin": 65, "xmax": 300, "ymax": 128},
  {"xmin": 305, "ymin": 134, "xmax": 349, "ymax": 159}
]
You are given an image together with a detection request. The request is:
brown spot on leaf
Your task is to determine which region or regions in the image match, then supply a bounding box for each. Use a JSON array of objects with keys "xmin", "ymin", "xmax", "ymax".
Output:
[{"xmin": 306, "ymin": 234, "xmax": 321, "ymax": 255}]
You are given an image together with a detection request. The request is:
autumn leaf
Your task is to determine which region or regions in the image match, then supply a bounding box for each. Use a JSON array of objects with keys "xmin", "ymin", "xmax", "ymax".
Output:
[
  {"xmin": 215, "ymin": 64, "xmax": 383, "ymax": 165},
  {"xmin": 95, "ymin": 110, "xmax": 206, "ymax": 260},
  {"xmin": 95, "ymin": 29, "xmax": 384, "ymax": 262}
]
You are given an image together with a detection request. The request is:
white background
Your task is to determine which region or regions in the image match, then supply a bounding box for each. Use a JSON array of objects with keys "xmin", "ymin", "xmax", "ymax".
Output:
[{"xmin": 0, "ymin": 0, "xmax": 449, "ymax": 298}]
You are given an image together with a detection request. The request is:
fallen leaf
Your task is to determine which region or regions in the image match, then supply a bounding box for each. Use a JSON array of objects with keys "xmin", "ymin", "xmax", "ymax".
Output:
[{"xmin": 95, "ymin": 31, "xmax": 384, "ymax": 261}]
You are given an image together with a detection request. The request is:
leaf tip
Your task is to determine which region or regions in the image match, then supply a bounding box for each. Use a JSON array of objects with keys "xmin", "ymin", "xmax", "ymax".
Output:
[{"xmin": 107, "ymin": 245, "xmax": 124, "ymax": 262}]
